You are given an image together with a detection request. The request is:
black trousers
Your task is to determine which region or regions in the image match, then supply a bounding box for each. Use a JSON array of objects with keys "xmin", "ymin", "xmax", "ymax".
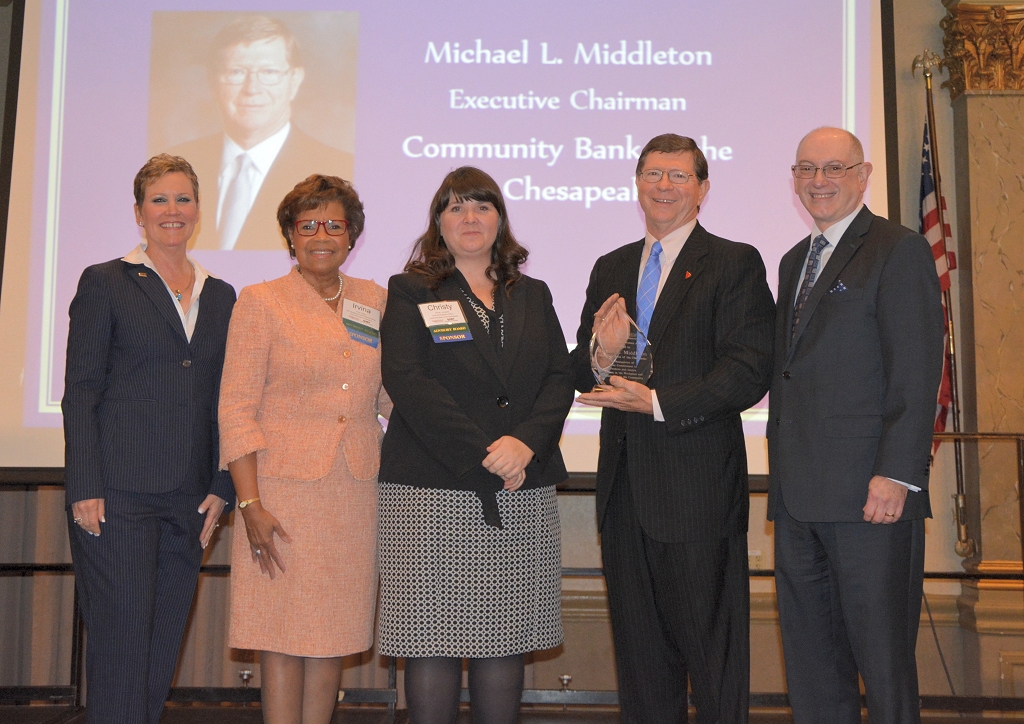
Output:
[
  {"xmin": 68, "ymin": 487, "xmax": 204, "ymax": 724},
  {"xmin": 601, "ymin": 452, "xmax": 750, "ymax": 724},
  {"xmin": 773, "ymin": 494, "xmax": 925, "ymax": 724}
]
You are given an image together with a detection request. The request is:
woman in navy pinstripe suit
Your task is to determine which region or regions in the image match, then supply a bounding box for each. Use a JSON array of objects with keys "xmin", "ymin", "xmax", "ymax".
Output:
[{"xmin": 62, "ymin": 155, "xmax": 236, "ymax": 724}]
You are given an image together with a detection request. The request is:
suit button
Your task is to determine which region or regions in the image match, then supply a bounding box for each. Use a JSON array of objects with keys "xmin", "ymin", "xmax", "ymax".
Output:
[
  {"xmin": 343, "ymin": 351, "xmax": 351, "ymax": 358},
  {"xmin": 338, "ymin": 416, "xmax": 347, "ymax": 423},
  {"xmin": 699, "ymin": 416, "xmax": 705, "ymax": 422},
  {"xmin": 782, "ymin": 371, "xmax": 791, "ymax": 379},
  {"xmin": 342, "ymin": 383, "xmax": 350, "ymax": 390},
  {"xmin": 182, "ymin": 360, "xmax": 191, "ymax": 367},
  {"xmin": 497, "ymin": 396, "xmax": 510, "ymax": 408}
]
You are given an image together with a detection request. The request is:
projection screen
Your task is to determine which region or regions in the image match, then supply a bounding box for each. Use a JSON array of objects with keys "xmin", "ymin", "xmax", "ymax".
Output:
[{"xmin": 0, "ymin": 0, "xmax": 889, "ymax": 470}]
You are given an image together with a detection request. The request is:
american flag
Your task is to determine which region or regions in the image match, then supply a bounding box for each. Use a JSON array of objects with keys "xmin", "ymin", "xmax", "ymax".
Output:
[{"xmin": 919, "ymin": 116, "xmax": 954, "ymax": 452}]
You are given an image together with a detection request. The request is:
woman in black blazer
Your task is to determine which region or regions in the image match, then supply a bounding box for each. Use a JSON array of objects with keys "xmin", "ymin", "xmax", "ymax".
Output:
[
  {"xmin": 378, "ymin": 166, "xmax": 574, "ymax": 724},
  {"xmin": 62, "ymin": 155, "xmax": 236, "ymax": 724}
]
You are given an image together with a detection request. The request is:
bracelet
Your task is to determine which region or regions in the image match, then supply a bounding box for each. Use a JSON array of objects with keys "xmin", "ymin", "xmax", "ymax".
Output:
[{"xmin": 238, "ymin": 497, "xmax": 261, "ymax": 509}]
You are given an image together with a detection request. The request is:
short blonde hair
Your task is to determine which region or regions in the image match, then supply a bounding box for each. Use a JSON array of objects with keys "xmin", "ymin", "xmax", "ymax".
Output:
[{"xmin": 133, "ymin": 154, "xmax": 200, "ymax": 207}]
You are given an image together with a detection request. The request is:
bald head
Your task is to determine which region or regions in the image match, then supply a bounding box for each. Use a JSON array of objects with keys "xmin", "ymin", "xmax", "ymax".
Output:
[
  {"xmin": 796, "ymin": 127, "xmax": 864, "ymax": 165},
  {"xmin": 792, "ymin": 127, "xmax": 872, "ymax": 231}
]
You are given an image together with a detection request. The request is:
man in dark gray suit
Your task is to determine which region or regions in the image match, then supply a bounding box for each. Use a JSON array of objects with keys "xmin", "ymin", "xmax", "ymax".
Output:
[
  {"xmin": 767, "ymin": 127, "xmax": 945, "ymax": 723},
  {"xmin": 571, "ymin": 134, "xmax": 775, "ymax": 723}
]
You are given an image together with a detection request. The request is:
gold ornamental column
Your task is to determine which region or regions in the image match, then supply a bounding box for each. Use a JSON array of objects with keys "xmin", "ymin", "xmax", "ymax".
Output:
[{"xmin": 942, "ymin": 0, "xmax": 1024, "ymax": 695}]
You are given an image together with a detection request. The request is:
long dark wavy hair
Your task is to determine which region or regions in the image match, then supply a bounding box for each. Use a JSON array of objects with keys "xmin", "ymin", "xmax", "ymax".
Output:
[{"xmin": 405, "ymin": 167, "xmax": 528, "ymax": 293}]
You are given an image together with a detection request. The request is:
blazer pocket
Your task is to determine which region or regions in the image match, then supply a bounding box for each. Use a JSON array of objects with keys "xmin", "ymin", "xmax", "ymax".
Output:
[
  {"xmin": 824, "ymin": 414, "xmax": 882, "ymax": 438},
  {"xmin": 825, "ymin": 289, "xmax": 865, "ymax": 302}
]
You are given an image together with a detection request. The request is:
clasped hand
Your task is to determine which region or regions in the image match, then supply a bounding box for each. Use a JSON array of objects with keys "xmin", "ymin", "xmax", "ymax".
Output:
[{"xmin": 482, "ymin": 435, "xmax": 534, "ymax": 491}]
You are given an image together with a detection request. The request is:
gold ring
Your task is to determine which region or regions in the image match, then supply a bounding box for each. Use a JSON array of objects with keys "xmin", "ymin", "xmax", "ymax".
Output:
[{"xmin": 884, "ymin": 512, "xmax": 895, "ymax": 517}]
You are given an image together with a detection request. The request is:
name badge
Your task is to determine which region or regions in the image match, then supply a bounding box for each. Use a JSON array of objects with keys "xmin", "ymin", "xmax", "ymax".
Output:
[
  {"xmin": 417, "ymin": 301, "xmax": 473, "ymax": 343},
  {"xmin": 341, "ymin": 299, "xmax": 381, "ymax": 348}
]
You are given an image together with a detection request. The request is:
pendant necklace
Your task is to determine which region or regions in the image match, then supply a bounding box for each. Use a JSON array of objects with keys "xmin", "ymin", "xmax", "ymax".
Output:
[{"xmin": 174, "ymin": 264, "xmax": 195, "ymax": 302}]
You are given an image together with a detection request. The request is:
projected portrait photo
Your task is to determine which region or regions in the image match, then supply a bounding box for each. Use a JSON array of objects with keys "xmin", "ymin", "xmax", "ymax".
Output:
[{"xmin": 147, "ymin": 12, "xmax": 358, "ymax": 251}]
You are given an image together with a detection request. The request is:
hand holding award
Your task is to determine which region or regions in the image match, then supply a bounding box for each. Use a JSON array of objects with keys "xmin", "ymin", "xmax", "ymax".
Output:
[{"xmin": 589, "ymin": 294, "xmax": 653, "ymax": 389}]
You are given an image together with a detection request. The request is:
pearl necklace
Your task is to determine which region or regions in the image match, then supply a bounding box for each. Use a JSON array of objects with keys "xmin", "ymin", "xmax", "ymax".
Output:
[
  {"xmin": 299, "ymin": 269, "xmax": 343, "ymax": 302},
  {"xmin": 322, "ymin": 275, "xmax": 344, "ymax": 302}
]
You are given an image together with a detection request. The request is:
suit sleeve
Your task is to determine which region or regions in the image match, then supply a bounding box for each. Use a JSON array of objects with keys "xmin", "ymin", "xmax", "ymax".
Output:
[
  {"xmin": 510, "ymin": 281, "xmax": 575, "ymax": 466},
  {"xmin": 208, "ymin": 284, "xmax": 237, "ymax": 503},
  {"xmin": 569, "ymin": 256, "xmax": 605, "ymax": 393},
  {"xmin": 872, "ymin": 234, "xmax": 945, "ymax": 486},
  {"xmin": 218, "ymin": 285, "xmax": 272, "ymax": 468},
  {"xmin": 656, "ymin": 245, "xmax": 775, "ymax": 432},
  {"xmin": 62, "ymin": 266, "xmax": 113, "ymax": 505},
  {"xmin": 380, "ymin": 275, "xmax": 494, "ymax": 479}
]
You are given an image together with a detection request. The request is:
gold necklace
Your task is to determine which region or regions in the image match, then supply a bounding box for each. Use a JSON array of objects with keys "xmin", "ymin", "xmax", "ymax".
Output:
[{"xmin": 174, "ymin": 264, "xmax": 195, "ymax": 302}]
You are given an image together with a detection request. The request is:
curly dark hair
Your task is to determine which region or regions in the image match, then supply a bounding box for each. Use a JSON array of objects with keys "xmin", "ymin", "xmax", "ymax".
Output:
[
  {"xmin": 406, "ymin": 166, "xmax": 528, "ymax": 293},
  {"xmin": 277, "ymin": 174, "xmax": 365, "ymax": 258}
]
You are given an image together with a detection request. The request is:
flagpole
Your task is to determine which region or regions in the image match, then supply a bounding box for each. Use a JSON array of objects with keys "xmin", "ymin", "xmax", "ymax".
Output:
[{"xmin": 912, "ymin": 50, "xmax": 972, "ymax": 557}]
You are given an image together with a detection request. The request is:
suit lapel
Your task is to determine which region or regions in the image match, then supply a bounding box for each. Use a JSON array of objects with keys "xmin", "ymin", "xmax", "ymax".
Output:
[
  {"xmin": 238, "ymin": 130, "xmax": 303, "ymax": 249},
  {"xmin": 788, "ymin": 207, "xmax": 873, "ymax": 355},
  {"xmin": 779, "ymin": 236, "xmax": 809, "ymax": 354},
  {"xmin": 286, "ymin": 268, "xmax": 347, "ymax": 335},
  {"xmin": 619, "ymin": 240, "xmax": 644, "ymax": 319},
  {"xmin": 499, "ymin": 282, "xmax": 526, "ymax": 381},
  {"xmin": 125, "ymin": 262, "xmax": 188, "ymax": 342},
  {"xmin": 646, "ymin": 223, "xmax": 709, "ymax": 350}
]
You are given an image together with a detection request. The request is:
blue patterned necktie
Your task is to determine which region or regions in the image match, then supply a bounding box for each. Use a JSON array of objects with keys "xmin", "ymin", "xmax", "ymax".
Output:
[
  {"xmin": 635, "ymin": 241, "xmax": 662, "ymax": 360},
  {"xmin": 791, "ymin": 234, "xmax": 829, "ymax": 340}
]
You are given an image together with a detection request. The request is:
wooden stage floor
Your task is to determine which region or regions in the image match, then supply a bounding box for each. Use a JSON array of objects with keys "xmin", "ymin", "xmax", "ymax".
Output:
[{"xmin": 1, "ymin": 706, "xmax": 1021, "ymax": 723}]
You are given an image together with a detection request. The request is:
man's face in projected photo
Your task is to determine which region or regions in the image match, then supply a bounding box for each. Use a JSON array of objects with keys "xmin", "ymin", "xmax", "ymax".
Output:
[{"xmin": 216, "ymin": 36, "xmax": 305, "ymax": 148}]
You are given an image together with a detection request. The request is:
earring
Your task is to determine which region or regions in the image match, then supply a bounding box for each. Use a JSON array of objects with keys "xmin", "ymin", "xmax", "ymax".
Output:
[{"xmin": 138, "ymin": 222, "xmax": 144, "ymax": 227}]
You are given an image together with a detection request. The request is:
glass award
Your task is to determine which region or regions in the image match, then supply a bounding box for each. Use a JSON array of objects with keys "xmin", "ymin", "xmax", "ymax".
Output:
[{"xmin": 589, "ymin": 305, "xmax": 653, "ymax": 388}]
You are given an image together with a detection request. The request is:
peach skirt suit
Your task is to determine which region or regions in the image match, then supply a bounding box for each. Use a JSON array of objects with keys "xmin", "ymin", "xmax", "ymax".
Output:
[{"xmin": 219, "ymin": 268, "xmax": 390, "ymax": 656}]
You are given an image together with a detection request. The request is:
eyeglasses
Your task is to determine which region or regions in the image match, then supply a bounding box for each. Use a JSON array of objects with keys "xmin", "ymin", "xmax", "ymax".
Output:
[
  {"xmin": 638, "ymin": 169, "xmax": 695, "ymax": 185},
  {"xmin": 293, "ymin": 219, "xmax": 349, "ymax": 236},
  {"xmin": 219, "ymin": 67, "xmax": 291, "ymax": 86},
  {"xmin": 791, "ymin": 162, "xmax": 863, "ymax": 179}
]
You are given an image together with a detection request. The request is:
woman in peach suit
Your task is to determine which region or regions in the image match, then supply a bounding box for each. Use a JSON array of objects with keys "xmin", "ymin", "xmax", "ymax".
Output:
[{"xmin": 219, "ymin": 175, "xmax": 389, "ymax": 724}]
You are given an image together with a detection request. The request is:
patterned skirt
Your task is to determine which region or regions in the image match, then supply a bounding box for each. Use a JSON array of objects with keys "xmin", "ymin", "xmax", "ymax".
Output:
[{"xmin": 377, "ymin": 483, "xmax": 563, "ymax": 658}]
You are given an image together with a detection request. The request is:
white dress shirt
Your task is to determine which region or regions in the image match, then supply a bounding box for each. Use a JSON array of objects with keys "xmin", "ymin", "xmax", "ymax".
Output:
[
  {"xmin": 215, "ymin": 122, "xmax": 291, "ymax": 230},
  {"xmin": 122, "ymin": 242, "xmax": 210, "ymax": 342}
]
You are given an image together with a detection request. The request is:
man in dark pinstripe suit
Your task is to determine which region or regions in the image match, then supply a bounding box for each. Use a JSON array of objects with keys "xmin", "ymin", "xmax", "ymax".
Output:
[{"xmin": 572, "ymin": 134, "xmax": 775, "ymax": 723}]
